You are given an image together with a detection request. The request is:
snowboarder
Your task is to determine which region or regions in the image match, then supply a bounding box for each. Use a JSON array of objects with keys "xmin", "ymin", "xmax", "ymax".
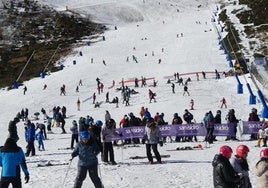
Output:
[{"xmin": 71, "ymin": 131, "xmax": 103, "ymax": 188}]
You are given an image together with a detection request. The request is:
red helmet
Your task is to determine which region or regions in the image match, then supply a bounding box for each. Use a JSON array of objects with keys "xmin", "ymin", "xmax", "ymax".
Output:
[
  {"xmin": 236, "ymin": 145, "xmax": 249, "ymax": 158},
  {"xmin": 260, "ymin": 148, "xmax": 268, "ymax": 159},
  {"xmin": 220, "ymin": 145, "xmax": 233, "ymax": 159}
]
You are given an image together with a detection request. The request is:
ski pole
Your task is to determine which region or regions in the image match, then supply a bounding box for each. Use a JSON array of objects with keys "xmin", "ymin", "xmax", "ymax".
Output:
[
  {"xmin": 61, "ymin": 160, "xmax": 72, "ymax": 188},
  {"xmin": 98, "ymin": 164, "xmax": 105, "ymax": 188}
]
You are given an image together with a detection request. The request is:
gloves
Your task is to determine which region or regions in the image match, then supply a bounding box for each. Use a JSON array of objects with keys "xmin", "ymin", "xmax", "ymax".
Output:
[
  {"xmin": 69, "ymin": 157, "xmax": 73, "ymax": 161},
  {"xmin": 142, "ymin": 139, "xmax": 145, "ymax": 144},
  {"xmin": 25, "ymin": 175, "xmax": 30, "ymax": 183},
  {"xmin": 159, "ymin": 141, "xmax": 163, "ymax": 147}
]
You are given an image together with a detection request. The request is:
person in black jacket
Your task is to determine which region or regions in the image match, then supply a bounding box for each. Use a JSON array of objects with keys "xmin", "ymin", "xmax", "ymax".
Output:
[{"xmin": 212, "ymin": 145, "xmax": 242, "ymax": 188}]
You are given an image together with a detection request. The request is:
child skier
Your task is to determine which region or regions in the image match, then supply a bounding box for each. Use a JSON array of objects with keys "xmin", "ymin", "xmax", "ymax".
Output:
[{"xmin": 36, "ymin": 129, "xmax": 45, "ymax": 151}]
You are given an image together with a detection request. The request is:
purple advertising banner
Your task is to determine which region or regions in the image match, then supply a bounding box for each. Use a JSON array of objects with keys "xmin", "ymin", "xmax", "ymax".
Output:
[
  {"xmin": 242, "ymin": 121, "xmax": 262, "ymax": 134},
  {"xmin": 113, "ymin": 123, "xmax": 235, "ymax": 140}
]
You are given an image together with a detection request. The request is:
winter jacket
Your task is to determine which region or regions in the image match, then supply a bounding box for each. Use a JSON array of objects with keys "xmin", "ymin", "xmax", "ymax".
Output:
[
  {"xmin": 27, "ymin": 123, "xmax": 36, "ymax": 141},
  {"xmin": 143, "ymin": 125, "xmax": 162, "ymax": 144},
  {"xmin": 70, "ymin": 125, "xmax": 78, "ymax": 135},
  {"xmin": 0, "ymin": 138, "xmax": 29, "ymax": 177},
  {"xmin": 72, "ymin": 138, "xmax": 100, "ymax": 167},
  {"xmin": 102, "ymin": 125, "xmax": 120, "ymax": 142},
  {"xmin": 212, "ymin": 154, "xmax": 241, "ymax": 188},
  {"xmin": 230, "ymin": 155, "xmax": 252, "ymax": 188},
  {"xmin": 255, "ymin": 159, "xmax": 268, "ymax": 188}
]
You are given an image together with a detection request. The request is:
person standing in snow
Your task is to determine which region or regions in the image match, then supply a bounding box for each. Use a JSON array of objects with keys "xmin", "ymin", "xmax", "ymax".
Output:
[
  {"xmin": 255, "ymin": 148, "xmax": 268, "ymax": 188},
  {"xmin": 70, "ymin": 120, "xmax": 79, "ymax": 149},
  {"xmin": 230, "ymin": 145, "xmax": 252, "ymax": 188},
  {"xmin": 0, "ymin": 138, "xmax": 30, "ymax": 187},
  {"xmin": 102, "ymin": 119, "xmax": 122, "ymax": 165},
  {"xmin": 212, "ymin": 145, "xmax": 242, "ymax": 188},
  {"xmin": 25, "ymin": 120, "xmax": 36, "ymax": 157},
  {"xmin": 142, "ymin": 118, "xmax": 163, "ymax": 164},
  {"xmin": 71, "ymin": 131, "xmax": 103, "ymax": 188},
  {"xmin": 190, "ymin": 99, "xmax": 194, "ymax": 110},
  {"xmin": 77, "ymin": 98, "xmax": 81, "ymax": 111},
  {"xmin": 171, "ymin": 83, "xmax": 175, "ymax": 93},
  {"xmin": 35, "ymin": 129, "xmax": 45, "ymax": 151}
]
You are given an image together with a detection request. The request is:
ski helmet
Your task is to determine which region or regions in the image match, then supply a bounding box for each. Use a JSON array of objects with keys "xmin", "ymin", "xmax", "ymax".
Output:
[
  {"xmin": 174, "ymin": 113, "xmax": 178, "ymax": 117},
  {"xmin": 216, "ymin": 110, "xmax": 221, "ymax": 115},
  {"xmin": 80, "ymin": 131, "xmax": 90, "ymax": 139},
  {"xmin": 260, "ymin": 148, "xmax": 268, "ymax": 159},
  {"xmin": 72, "ymin": 120, "xmax": 77, "ymax": 125},
  {"xmin": 236, "ymin": 145, "xmax": 249, "ymax": 158},
  {"xmin": 106, "ymin": 118, "xmax": 116, "ymax": 128},
  {"xmin": 219, "ymin": 145, "xmax": 233, "ymax": 159},
  {"xmin": 95, "ymin": 120, "xmax": 103, "ymax": 127}
]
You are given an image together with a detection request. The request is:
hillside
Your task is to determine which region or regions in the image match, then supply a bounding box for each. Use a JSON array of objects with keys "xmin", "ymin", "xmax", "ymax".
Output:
[{"xmin": 0, "ymin": 0, "xmax": 105, "ymax": 88}]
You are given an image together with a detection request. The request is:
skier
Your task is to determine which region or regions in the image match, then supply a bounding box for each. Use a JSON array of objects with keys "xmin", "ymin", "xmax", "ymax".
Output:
[
  {"xmin": 190, "ymin": 99, "xmax": 194, "ymax": 110},
  {"xmin": 142, "ymin": 118, "xmax": 163, "ymax": 164},
  {"xmin": 171, "ymin": 83, "xmax": 175, "ymax": 93},
  {"xmin": 8, "ymin": 117, "xmax": 20, "ymax": 142},
  {"xmin": 212, "ymin": 145, "xmax": 242, "ymax": 188},
  {"xmin": 71, "ymin": 131, "xmax": 103, "ymax": 188},
  {"xmin": 225, "ymin": 109, "xmax": 239, "ymax": 141},
  {"xmin": 255, "ymin": 148, "xmax": 268, "ymax": 188},
  {"xmin": 172, "ymin": 113, "xmax": 183, "ymax": 142},
  {"xmin": 70, "ymin": 120, "xmax": 79, "ymax": 149},
  {"xmin": 248, "ymin": 108, "xmax": 260, "ymax": 140},
  {"xmin": 230, "ymin": 145, "xmax": 252, "ymax": 188},
  {"xmin": 102, "ymin": 119, "xmax": 122, "ymax": 165},
  {"xmin": 183, "ymin": 85, "xmax": 190, "ymax": 96},
  {"xmin": 106, "ymin": 92, "xmax": 109, "ymax": 103},
  {"xmin": 0, "ymin": 138, "xmax": 30, "ymax": 187},
  {"xmin": 220, "ymin": 97, "xmax": 227, "ymax": 108},
  {"xmin": 77, "ymin": 98, "xmax": 81, "ymax": 111},
  {"xmin": 89, "ymin": 120, "xmax": 104, "ymax": 160},
  {"xmin": 35, "ymin": 128, "xmax": 45, "ymax": 151},
  {"xmin": 23, "ymin": 86, "xmax": 27, "ymax": 95},
  {"xmin": 149, "ymin": 89, "xmax": 156, "ymax": 103},
  {"xmin": 183, "ymin": 109, "xmax": 196, "ymax": 142},
  {"xmin": 93, "ymin": 93, "xmax": 96, "ymax": 104},
  {"xmin": 25, "ymin": 120, "xmax": 36, "ymax": 157}
]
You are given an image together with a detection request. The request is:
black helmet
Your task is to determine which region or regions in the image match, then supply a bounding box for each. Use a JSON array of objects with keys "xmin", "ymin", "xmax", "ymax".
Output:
[
  {"xmin": 106, "ymin": 118, "xmax": 116, "ymax": 128},
  {"xmin": 216, "ymin": 110, "xmax": 221, "ymax": 114},
  {"xmin": 174, "ymin": 113, "xmax": 178, "ymax": 117}
]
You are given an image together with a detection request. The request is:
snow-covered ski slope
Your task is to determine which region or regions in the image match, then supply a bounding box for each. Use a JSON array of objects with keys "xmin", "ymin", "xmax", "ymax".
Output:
[{"xmin": 0, "ymin": 0, "xmax": 264, "ymax": 187}]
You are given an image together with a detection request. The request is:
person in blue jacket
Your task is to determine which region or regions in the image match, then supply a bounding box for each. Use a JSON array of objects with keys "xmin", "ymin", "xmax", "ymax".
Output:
[
  {"xmin": 71, "ymin": 131, "xmax": 103, "ymax": 188},
  {"xmin": 25, "ymin": 120, "xmax": 36, "ymax": 157},
  {"xmin": 0, "ymin": 138, "xmax": 30, "ymax": 188}
]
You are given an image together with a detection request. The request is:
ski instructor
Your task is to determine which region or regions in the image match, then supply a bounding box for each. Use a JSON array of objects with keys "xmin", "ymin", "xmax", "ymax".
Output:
[{"xmin": 0, "ymin": 137, "xmax": 30, "ymax": 187}]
